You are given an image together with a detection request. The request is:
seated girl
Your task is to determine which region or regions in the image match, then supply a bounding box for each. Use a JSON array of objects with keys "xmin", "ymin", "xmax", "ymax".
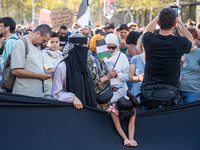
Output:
[{"xmin": 108, "ymin": 91, "xmax": 138, "ymax": 147}]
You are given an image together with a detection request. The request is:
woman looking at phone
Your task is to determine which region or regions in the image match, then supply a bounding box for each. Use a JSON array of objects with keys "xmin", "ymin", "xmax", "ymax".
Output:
[{"xmin": 105, "ymin": 33, "xmax": 129, "ymax": 103}]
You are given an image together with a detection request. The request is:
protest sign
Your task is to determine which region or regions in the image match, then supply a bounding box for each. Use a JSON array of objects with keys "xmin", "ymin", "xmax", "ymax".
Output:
[{"xmin": 50, "ymin": 8, "xmax": 73, "ymax": 31}]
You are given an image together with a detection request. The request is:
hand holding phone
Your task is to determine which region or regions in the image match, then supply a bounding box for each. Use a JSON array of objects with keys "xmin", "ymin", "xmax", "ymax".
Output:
[{"xmin": 119, "ymin": 42, "xmax": 125, "ymax": 49}]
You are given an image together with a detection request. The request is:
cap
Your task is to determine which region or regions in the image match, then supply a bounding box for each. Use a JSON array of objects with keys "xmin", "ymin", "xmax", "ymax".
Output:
[{"xmin": 106, "ymin": 24, "xmax": 115, "ymax": 29}]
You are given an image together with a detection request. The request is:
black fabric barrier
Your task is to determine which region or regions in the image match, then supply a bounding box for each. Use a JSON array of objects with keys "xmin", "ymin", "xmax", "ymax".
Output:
[{"xmin": 0, "ymin": 92, "xmax": 200, "ymax": 150}]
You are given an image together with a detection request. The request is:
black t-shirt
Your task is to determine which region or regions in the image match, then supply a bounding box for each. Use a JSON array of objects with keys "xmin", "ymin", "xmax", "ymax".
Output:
[
  {"xmin": 59, "ymin": 36, "xmax": 68, "ymax": 48},
  {"xmin": 142, "ymin": 32, "xmax": 192, "ymax": 87}
]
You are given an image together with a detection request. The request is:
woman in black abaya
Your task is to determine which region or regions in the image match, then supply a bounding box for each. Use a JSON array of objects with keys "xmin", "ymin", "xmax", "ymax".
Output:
[{"xmin": 51, "ymin": 34, "xmax": 96, "ymax": 108}]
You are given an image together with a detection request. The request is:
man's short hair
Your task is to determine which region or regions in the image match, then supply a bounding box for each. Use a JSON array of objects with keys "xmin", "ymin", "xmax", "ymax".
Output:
[
  {"xmin": 60, "ymin": 25, "xmax": 67, "ymax": 30},
  {"xmin": 51, "ymin": 32, "xmax": 59, "ymax": 38},
  {"xmin": 26, "ymin": 29, "xmax": 32, "ymax": 32},
  {"xmin": 159, "ymin": 8, "xmax": 176, "ymax": 30},
  {"xmin": 34, "ymin": 24, "xmax": 53, "ymax": 37},
  {"xmin": 0, "ymin": 17, "xmax": 16, "ymax": 33},
  {"xmin": 84, "ymin": 25, "xmax": 91, "ymax": 31},
  {"xmin": 94, "ymin": 28, "xmax": 102, "ymax": 34}
]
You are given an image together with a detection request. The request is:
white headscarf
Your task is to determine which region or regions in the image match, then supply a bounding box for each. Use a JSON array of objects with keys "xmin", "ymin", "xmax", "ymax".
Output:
[{"xmin": 105, "ymin": 33, "xmax": 119, "ymax": 56}]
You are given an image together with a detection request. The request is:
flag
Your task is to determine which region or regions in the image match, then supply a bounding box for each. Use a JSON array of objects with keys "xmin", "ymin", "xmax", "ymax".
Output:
[
  {"xmin": 104, "ymin": 0, "xmax": 115, "ymax": 20},
  {"xmin": 77, "ymin": 0, "xmax": 91, "ymax": 28},
  {"xmin": 96, "ymin": 39, "xmax": 112, "ymax": 59}
]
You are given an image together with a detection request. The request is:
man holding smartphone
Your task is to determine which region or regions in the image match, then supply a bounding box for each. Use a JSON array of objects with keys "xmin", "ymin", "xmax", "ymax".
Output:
[{"xmin": 139, "ymin": 6, "xmax": 195, "ymax": 109}]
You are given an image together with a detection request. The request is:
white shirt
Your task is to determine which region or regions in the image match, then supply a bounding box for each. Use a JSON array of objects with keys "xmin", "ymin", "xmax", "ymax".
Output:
[{"xmin": 106, "ymin": 51, "xmax": 129, "ymax": 103}]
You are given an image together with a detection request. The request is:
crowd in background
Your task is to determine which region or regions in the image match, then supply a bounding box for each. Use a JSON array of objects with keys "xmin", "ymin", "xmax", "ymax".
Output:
[{"xmin": 0, "ymin": 7, "xmax": 199, "ymax": 147}]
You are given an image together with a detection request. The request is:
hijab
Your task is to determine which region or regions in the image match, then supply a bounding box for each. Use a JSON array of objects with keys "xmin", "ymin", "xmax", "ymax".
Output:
[{"xmin": 105, "ymin": 33, "xmax": 119, "ymax": 56}]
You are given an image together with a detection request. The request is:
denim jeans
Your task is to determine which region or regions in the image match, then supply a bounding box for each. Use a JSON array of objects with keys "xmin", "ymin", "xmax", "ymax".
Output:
[{"xmin": 181, "ymin": 91, "xmax": 200, "ymax": 104}]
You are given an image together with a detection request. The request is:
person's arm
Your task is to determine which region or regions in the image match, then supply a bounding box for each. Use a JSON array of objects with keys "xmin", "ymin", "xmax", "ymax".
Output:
[
  {"xmin": 176, "ymin": 15, "xmax": 195, "ymax": 48},
  {"xmin": 129, "ymin": 64, "xmax": 144, "ymax": 82},
  {"xmin": 51, "ymin": 62, "xmax": 83, "ymax": 109},
  {"xmin": 100, "ymin": 69, "xmax": 118, "ymax": 83},
  {"xmin": 144, "ymin": 16, "xmax": 159, "ymax": 33},
  {"xmin": 128, "ymin": 114, "xmax": 138, "ymax": 147},
  {"xmin": 12, "ymin": 69, "xmax": 52, "ymax": 80},
  {"xmin": 111, "ymin": 112, "xmax": 131, "ymax": 146}
]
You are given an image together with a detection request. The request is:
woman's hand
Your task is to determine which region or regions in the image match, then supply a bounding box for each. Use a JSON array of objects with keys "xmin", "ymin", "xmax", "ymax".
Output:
[
  {"xmin": 129, "ymin": 140, "xmax": 138, "ymax": 147},
  {"xmin": 73, "ymin": 96, "xmax": 83, "ymax": 109},
  {"xmin": 107, "ymin": 70, "xmax": 118, "ymax": 79},
  {"xmin": 119, "ymin": 42, "xmax": 125, "ymax": 49}
]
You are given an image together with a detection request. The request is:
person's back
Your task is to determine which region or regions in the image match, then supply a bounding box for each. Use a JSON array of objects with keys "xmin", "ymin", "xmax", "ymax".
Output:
[
  {"xmin": 140, "ymin": 7, "xmax": 194, "ymax": 108},
  {"xmin": 142, "ymin": 32, "xmax": 191, "ymax": 87},
  {"xmin": 142, "ymin": 7, "xmax": 193, "ymax": 88}
]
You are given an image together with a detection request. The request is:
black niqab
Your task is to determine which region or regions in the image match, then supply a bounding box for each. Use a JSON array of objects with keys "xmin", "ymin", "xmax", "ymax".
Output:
[{"xmin": 64, "ymin": 37, "xmax": 97, "ymax": 107}]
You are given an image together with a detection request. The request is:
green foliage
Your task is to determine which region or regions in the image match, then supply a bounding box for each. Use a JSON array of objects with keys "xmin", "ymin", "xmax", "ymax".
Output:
[{"xmin": 1, "ymin": 0, "xmax": 68, "ymax": 24}]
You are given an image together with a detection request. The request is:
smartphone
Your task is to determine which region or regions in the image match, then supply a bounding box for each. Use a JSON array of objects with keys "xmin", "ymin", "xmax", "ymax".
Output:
[
  {"xmin": 170, "ymin": 6, "xmax": 178, "ymax": 17},
  {"xmin": 112, "ymin": 84, "xmax": 123, "ymax": 90},
  {"xmin": 50, "ymin": 73, "xmax": 54, "ymax": 76}
]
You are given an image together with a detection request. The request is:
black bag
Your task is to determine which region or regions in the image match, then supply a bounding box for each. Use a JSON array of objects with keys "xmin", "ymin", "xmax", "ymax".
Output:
[
  {"xmin": 96, "ymin": 80, "xmax": 113, "ymax": 104},
  {"xmin": 138, "ymin": 84, "xmax": 182, "ymax": 109}
]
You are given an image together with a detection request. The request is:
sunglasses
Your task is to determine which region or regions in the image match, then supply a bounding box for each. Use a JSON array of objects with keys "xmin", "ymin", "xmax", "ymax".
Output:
[{"xmin": 108, "ymin": 46, "xmax": 117, "ymax": 50}]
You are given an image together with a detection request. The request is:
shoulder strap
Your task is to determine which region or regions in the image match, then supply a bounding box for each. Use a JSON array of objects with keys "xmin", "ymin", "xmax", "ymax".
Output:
[
  {"xmin": 113, "ymin": 52, "xmax": 121, "ymax": 69},
  {"xmin": 4, "ymin": 37, "xmax": 19, "ymax": 53},
  {"xmin": 20, "ymin": 37, "xmax": 29, "ymax": 58},
  {"xmin": 7, "ymin": 37, "xmax": 19, "ymax": 41}
]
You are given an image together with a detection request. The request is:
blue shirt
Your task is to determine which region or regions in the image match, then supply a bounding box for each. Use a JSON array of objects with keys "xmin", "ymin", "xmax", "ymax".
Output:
[
  {"xmin": 180, "ymin": 48, "xmax": 200, "ymax": 93},
  {"xmin": 1, "ymin": 34, "xmax": 18, "ymax": 70},
  {"xmin": 130, "ymin": 54, "xmax": 145, "ymax": 103}
]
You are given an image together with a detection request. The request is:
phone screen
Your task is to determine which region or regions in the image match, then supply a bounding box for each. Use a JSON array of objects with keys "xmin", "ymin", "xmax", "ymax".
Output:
[{"xmin": 171, "ymin": 6, "xmax": 178, "ymax": 17}]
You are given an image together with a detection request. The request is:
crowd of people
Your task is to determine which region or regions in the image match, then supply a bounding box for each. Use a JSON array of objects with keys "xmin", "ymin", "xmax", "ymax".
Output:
[{"xmin": 0, "ymin": 6, "xmax": 199, "ymax": 147}]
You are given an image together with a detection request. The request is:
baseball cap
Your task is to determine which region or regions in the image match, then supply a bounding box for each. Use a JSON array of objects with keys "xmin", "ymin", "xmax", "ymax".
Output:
[{"xmin": 106, "ymin": 24, "xmax": 115, "ymax": 29}]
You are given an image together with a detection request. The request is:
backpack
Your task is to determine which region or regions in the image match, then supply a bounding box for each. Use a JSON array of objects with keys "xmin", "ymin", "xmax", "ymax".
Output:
[
  {"xmin": 2, "ymin": 36, "xmax": 29, "ymax": 90},
  {"xmin": 137, "ymin": 84, "xmax": 182, "ymax": 109}
]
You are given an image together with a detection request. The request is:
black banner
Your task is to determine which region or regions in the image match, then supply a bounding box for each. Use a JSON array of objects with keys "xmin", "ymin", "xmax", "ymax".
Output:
[{"xmin": 0, "ymin": 92, "xmax": 199, "ymax": 150}]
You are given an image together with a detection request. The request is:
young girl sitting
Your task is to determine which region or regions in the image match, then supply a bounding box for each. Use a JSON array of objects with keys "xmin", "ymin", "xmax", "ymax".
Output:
[{"xmin": 108, "ymin": 91, "xmax": 138, "ymax": 147}]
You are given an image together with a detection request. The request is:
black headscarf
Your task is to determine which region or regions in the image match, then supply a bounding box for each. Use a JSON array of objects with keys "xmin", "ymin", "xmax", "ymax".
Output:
[{"xmin": 63, "ymin": 34, "xmax": 97, "ymax": 107}]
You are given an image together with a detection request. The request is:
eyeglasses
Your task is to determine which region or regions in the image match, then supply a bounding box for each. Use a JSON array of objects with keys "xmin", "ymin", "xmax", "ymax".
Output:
[
  {"xmin": 41, "ymin": 35, "xmax": 48, "ymax": 44},
  {"xmin": 108, "ymin": 46, "xmax": 117, "ymax": 50}
]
